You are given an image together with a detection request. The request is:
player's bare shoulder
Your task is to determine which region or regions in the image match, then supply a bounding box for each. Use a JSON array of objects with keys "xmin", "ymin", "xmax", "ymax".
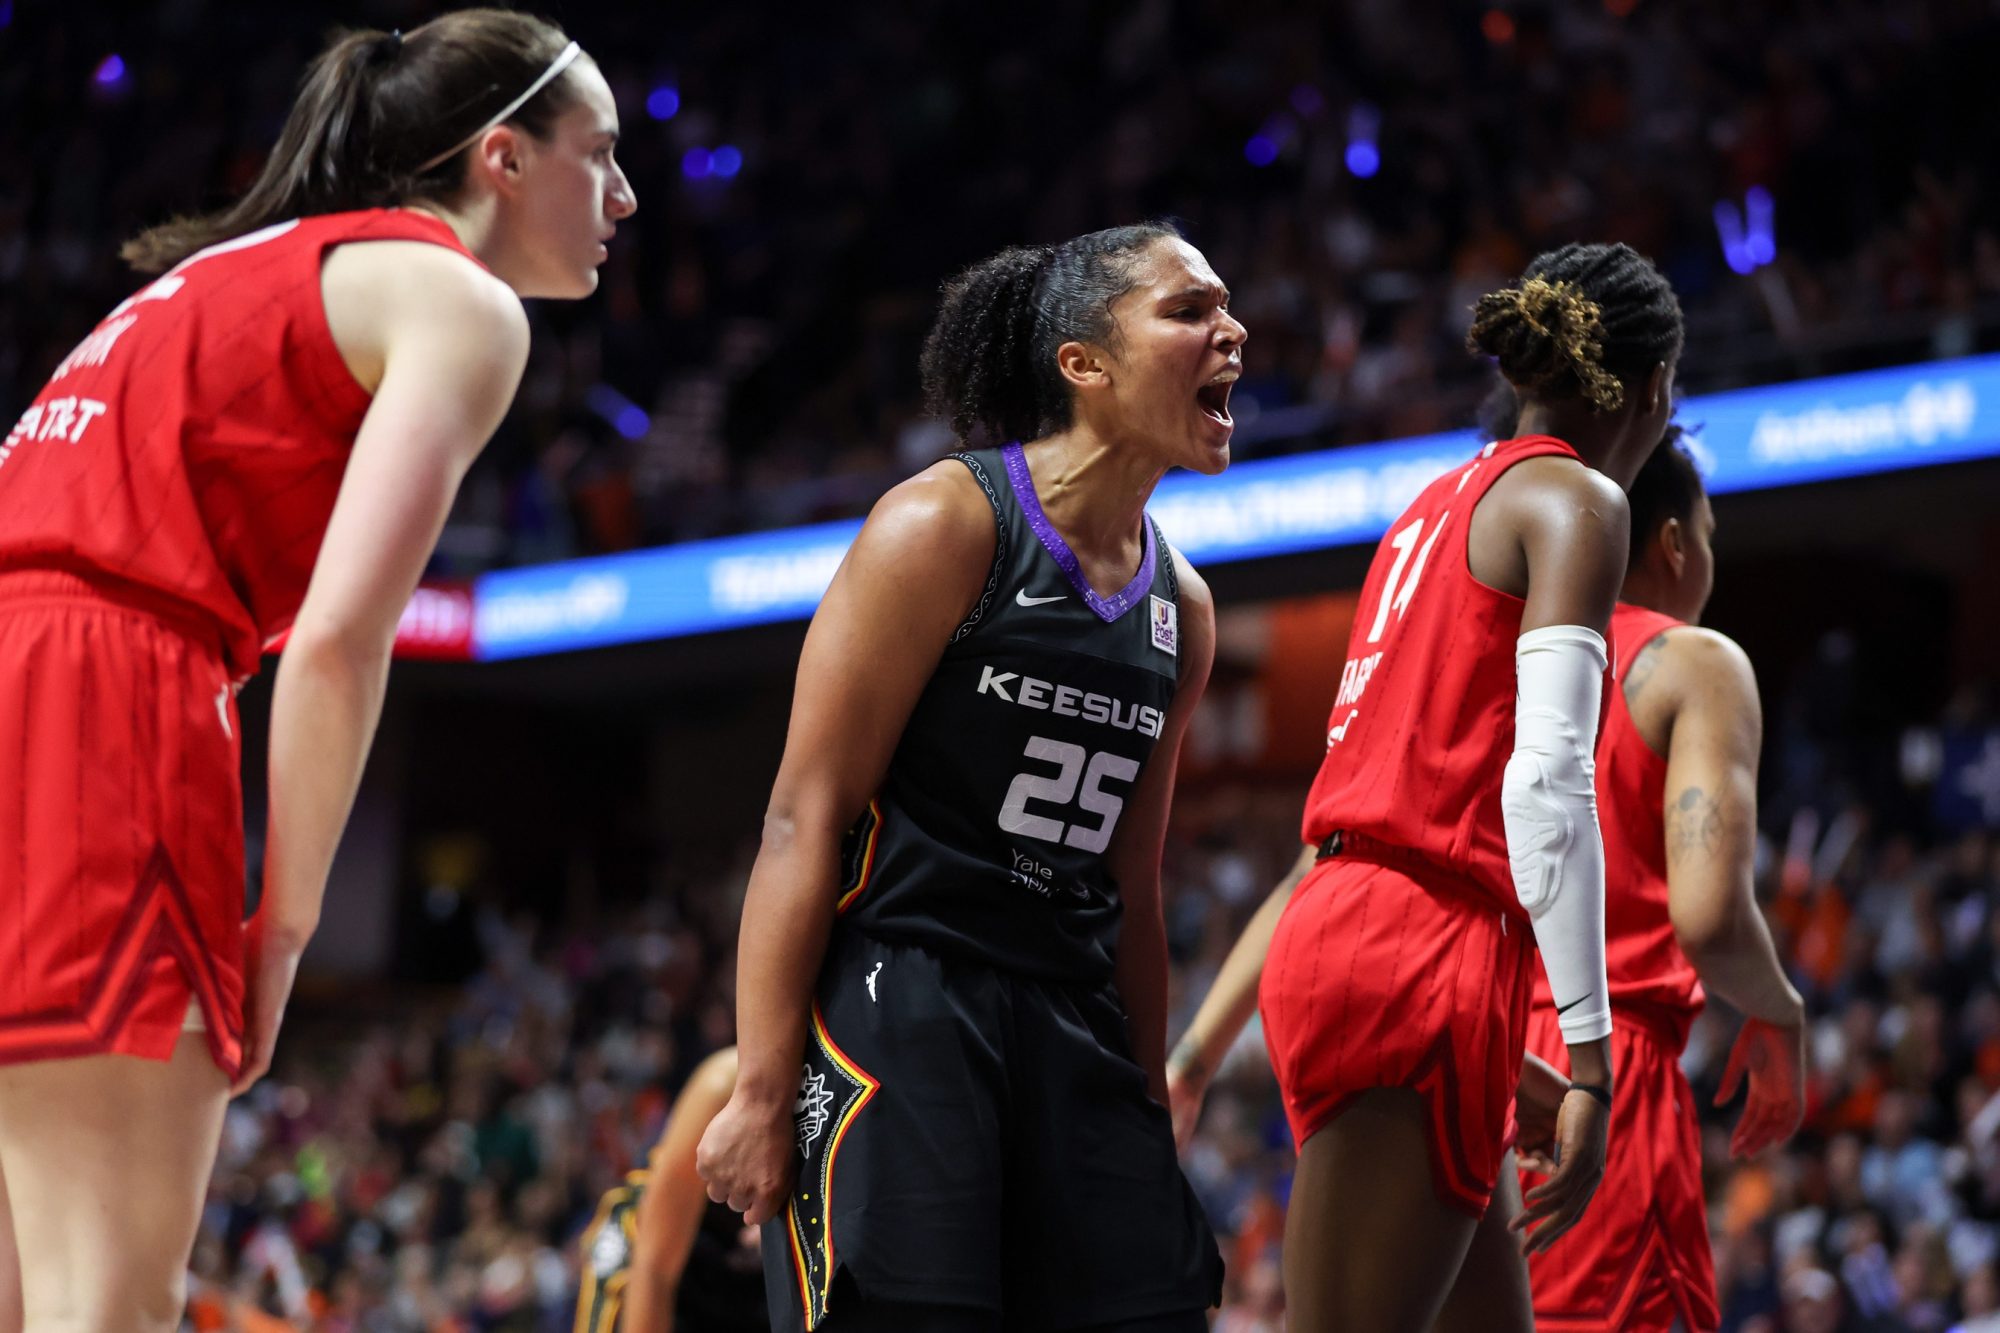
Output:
[
  {"xmin": 862, "ymin": 458, "xmax": 996, "ymax": 561},
  {"xmin": 1624, "ymin": 624, "xmax": 1761, "ymax": 753},
  {"xmin": 1657, "ymin": 625, "xmax": 1760, "ymax": 714},
  {"xmin": 322, "ymin": 239, "xmax": 527, "ymax": 392},
  {"xmin": 834, "ymin": 456, "xmax": 999, "ymax": 622},
  {"xmin": 1491, "ymin": 453, "xmax": 1629, "ymax": 530},
  {"xmin": 1470, "ymin": 452, "xmax": 1630, "ymax": 596}
]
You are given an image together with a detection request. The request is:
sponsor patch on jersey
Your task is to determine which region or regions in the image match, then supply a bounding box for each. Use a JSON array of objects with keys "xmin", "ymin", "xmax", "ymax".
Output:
[{"xmin": 1150, "ymin": 595, "xmax": 1178, "ymax": 657}]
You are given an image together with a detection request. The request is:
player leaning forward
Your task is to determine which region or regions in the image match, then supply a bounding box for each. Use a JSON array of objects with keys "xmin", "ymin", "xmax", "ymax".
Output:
[
  {"xmin": 699, "ymin": 223, "xmax": 1239, "ymax": 1332},
  {"xmin": 0, "ymin": 11, "xmax": 632, "ymax": 1332}
]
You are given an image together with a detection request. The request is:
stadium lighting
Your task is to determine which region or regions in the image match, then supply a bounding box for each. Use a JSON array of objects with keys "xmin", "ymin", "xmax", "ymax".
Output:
[
  {"xmin": 1345, "ymin": 103, "xmax": 1381, "ymax": 179},
  {"xmin": 1714, "ymin": 186, "xmax": 1777, "ymax": 275}
]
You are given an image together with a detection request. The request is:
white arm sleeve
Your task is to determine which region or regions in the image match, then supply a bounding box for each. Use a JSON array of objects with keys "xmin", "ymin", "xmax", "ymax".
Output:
[{"xmin": 1502, "ymin": 624, "xmax": 1612, "ymax": 1045}]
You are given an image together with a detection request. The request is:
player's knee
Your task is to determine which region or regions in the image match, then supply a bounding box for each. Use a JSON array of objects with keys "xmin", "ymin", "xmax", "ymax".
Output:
[
  {"xmin": 40, "ymin": 1250, "xmax": 190, "ymax": 1333},
  {"xmin": 133, "ymin": 1265, "xmax": 190, "ymax": 1333}
]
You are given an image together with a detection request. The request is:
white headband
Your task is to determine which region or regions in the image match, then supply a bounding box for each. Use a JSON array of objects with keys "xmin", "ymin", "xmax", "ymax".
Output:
[{"xmin": 415, "ymin": 40, "xmax": 582, "ymax": 174}]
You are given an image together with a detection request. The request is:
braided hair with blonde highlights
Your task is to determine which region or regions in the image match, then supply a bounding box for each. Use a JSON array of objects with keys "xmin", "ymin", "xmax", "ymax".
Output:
[{"xmin": 1466, "ymin": 242, "xmax": 1683, "ymax": 414}]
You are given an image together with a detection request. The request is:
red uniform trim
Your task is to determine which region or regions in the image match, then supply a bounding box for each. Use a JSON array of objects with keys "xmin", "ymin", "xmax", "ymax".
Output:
[
  {"xmin": 834, "ymin": 800, "xmax": 884, "ymax": 915},
  {"xmin": 0, "ymin": 842, "xmax": 239, "ymax": 1075}
]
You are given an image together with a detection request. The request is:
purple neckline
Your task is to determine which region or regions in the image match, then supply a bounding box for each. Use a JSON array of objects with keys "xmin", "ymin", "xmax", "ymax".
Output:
[{"xmin": 1002, "ymin": 442, "xmax": 1156, "ymax": 624}]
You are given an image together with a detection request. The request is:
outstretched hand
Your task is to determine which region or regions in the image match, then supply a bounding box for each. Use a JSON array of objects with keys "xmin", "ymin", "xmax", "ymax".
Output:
[{"xmin": 1714, "ymin": 1017, "xmax": 1805, "ymax": 1160}]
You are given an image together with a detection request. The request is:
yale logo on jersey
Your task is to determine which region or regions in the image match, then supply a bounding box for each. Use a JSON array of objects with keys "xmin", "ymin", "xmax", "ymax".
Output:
[{"xmin": 1150, "ymin": 595, "xmax": 1178, "ymax": 657}]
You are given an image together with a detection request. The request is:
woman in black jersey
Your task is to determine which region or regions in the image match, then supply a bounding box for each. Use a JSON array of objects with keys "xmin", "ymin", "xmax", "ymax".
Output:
[{"xmin": 698, "ymin": 222, "xmax": 1243, "ymax": 1333}]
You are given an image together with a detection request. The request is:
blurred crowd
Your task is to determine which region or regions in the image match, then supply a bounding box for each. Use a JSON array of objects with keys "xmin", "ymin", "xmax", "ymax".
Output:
[
  {"xmin": 7, "ymin": 0, "xmax": 2000, "ymax": 568},
  {"xmin": 182, "ymin": 676, "xmax": 2000, "ymax": 1331}
]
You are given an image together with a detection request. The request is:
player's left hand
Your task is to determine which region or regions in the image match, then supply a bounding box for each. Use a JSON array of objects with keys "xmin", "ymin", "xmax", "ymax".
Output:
[
  {"xmin": 1714, "ymin": 1016, "xmax": 1805, "ymax": 1160},
  {"xmin": 231, "ymin": 913, "xmax": 308, "ymax": 1096},
  {"xmin": 1514, "ymin": 1051, "xmax": 1570, "ymax": 1176},
  {"xmin": 1510, "ymin": 1086, "xmax": 1609, "ymax": 1255}
]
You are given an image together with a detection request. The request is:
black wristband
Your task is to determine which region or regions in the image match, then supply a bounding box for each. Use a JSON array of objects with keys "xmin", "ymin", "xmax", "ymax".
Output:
[{"xmin": 1568, "ymin": 1081, "xmax": 1612, "ymax": 1110}]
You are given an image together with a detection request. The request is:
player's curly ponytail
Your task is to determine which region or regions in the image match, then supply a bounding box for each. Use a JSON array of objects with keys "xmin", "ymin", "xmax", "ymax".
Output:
[
  {"xmin": 920, "ymin": 221, "xmax": 1182, "ymax": 446},
  {"xmin": 123, "ymin": 9, "xmax": 578, "ymax": 273},
  {"xmin": 1466, "ymin": 242, "xmax": 1683, "ymax": 413}
]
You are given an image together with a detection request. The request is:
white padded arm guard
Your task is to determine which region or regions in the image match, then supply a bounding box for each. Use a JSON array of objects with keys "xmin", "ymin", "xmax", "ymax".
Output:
[{"xmin": 1502, "ymin": 625, "xmax": 1613, "ymax": 1045}]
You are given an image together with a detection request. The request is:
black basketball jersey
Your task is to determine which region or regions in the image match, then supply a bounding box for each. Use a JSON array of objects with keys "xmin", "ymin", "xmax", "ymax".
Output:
[{"xmin": 835, "ymin": 442, "xmax": 1185, "ymax": 984}]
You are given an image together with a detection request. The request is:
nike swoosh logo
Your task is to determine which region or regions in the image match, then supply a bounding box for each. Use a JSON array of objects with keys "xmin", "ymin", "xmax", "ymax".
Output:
[
  {"xmin": 1554, "ymin": 992, "xmax": 1595, "ymax": 1017},
  {"xmin": 1015, "ymin": 590, "xmax": 1066, "ymax": 607}
]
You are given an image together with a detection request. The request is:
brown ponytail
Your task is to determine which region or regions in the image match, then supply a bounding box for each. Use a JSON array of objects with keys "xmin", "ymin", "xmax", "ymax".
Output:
[{"xmin": 122, "ymin": 8, "xmax": 578, "ymax": 274}]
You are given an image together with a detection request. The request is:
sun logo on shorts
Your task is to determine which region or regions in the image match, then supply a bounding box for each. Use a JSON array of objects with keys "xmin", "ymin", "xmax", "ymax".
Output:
[
  {"xmin": 795, "ymin": 1068, "xmax": 835, "ymax": 1156},
  {"xmin": 588, "ymin": 1216, "xmax": 631, "ymax": 1277}
]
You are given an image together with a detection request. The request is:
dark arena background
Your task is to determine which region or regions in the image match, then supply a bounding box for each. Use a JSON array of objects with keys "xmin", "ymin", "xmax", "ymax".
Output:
[{"xmin": 5, "ymin": 1, "xmax": 2000, "ymax": 1329}]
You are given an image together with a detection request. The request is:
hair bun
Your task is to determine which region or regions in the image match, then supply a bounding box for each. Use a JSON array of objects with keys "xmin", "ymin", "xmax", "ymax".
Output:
[{"xmin": 1466, "ymin": 276, "xmax": 1624, "ymax": 411}]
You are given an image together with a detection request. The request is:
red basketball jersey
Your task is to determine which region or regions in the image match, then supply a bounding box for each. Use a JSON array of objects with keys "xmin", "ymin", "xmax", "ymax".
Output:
[
  {"xmin": 1300, "ymin": 435, "xmax": 1593, "ymax": 920},
  {"xmin": 0, "ymin": 209, "xmax": 479, "ymax": 678},
  {"xmin": 1532, "ymin": 603, "xmax": 1705, "ymax": 1048}
]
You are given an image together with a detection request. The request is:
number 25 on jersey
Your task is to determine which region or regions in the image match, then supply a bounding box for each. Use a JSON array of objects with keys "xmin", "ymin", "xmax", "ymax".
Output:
[{"xmin": 998, "ymin": 736, "xmax": 1138, "ymax": 855}]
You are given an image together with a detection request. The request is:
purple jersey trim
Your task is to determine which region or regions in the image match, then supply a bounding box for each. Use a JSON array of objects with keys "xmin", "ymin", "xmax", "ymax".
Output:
[{"xmin": 1001, "ymin": 441, "xmax": 1156, "ymax": 623}]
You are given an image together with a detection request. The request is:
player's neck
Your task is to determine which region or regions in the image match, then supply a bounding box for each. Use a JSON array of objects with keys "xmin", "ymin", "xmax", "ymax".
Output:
[
  {"xmin": 1514, "ymin": 401, "xmax": 1647, "ymax": 489},
  {"xmin": 1016, "ymin": 428, "xmax": 1161, "ymax": 565},
  {"xmin": 404, "ymin": 197, "xmax": 508, "ymax": 284},
  {"xmin": 1620, "ymin": 572, "xmax": 1670, "ymax": 618}
]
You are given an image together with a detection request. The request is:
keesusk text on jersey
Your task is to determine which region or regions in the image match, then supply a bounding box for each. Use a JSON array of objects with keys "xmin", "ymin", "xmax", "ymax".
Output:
[{"xmin": 975, "ymin": 665, "xmax": 1165, "ymax": 740}]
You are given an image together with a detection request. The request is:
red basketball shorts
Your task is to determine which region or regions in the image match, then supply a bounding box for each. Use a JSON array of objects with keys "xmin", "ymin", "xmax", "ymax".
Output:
[
  {"xmin": 1521, "ymin": 1004, "xmax": 1718, "ymax": 1333},
  {"xmin": 0, "ymin": 571, "xmax": 246, "ymax": 1076},
  {"xmin": 1259, "ymin": 852, "xmax": 1535, "ymax": 1217}
]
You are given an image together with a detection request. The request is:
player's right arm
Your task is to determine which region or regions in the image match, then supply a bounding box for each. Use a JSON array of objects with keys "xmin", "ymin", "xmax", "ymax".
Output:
[
  {"xmin": 1165, "ymin": 844, "xmax": 1316, "ymax": 1150},
  {"xmin": 237, "ymin": 243, "xmax": 528, "ymax": 1095},
  {"xmin": 623, "ymin": 1047, "xmax": 741, "ymax": 1333},
  {"xmin": 1654, "ymin": 628, "xmax": 1806, "ymax": 1159},
  {"xmin": 1474, "ymin": 454, "xmax": 1627, "ymax": 1253},
  {"xmin": 696, "ymin": 464, "xmax": 995, "ymax": 1226}
]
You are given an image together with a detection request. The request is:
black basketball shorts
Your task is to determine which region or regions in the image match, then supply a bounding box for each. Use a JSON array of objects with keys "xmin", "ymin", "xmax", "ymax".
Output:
[{"xmin": 762, "ymin": 926, "xmax": 1223, "ymax": 1332}]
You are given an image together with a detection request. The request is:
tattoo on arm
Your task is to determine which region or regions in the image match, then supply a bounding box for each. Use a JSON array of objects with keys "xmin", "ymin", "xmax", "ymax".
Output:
[
  {"xmin": 1623, "ymin": 634, "xmax": 1667, "ymax": 705},
  {"xmin": 1666, "ymin": 786, "xmax": 1723, "ymax": 863},
  {"xmin": 1167, "ymin": 1038, "xmax": 1205, "ymax": 1080}
]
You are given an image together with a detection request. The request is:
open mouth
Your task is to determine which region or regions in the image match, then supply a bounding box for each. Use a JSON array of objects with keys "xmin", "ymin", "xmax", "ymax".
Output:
[{"xmin": 1197, "ymin": 371, "xmax": 1237, "ymax": 428}]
